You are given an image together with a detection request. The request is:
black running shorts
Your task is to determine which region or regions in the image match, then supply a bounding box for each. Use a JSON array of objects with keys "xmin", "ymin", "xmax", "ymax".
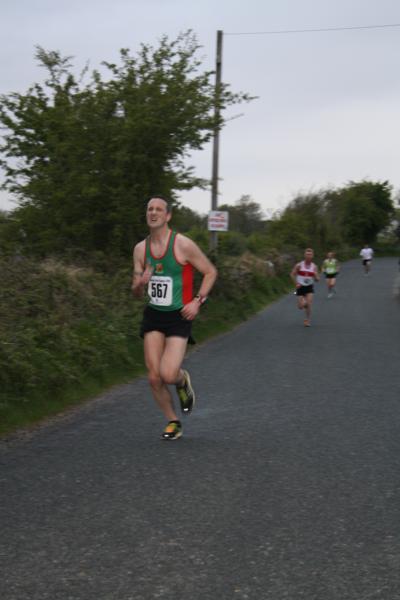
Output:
[
  {"xmin": 296, "ymin": 284, "xmax": 314, "ymax": 296},
  {"xmin": 140, "ymin": 305, "xmax": 195, "ymax": 343}
]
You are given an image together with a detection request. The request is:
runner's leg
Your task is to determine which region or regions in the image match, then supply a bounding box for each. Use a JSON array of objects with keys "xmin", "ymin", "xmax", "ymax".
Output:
[
  {"xmin": 144, "ymin": 331, "xmax": 178, "ymax": 422},
  {"xmin": 326, "ymin": 277, "xmax": 330, "ymax": 296},
  {"xmin": 297, "ymin": 295, "xmax": 306, "ymax": 310},
  {"xmin": 161, "ymin": 336, "xmax": 195, "ymax": 414},
  {"xmin": 159, "ymin": 336, "xmax": 189, "ymax": 387},
  {"xmin": 305, "ymin": 292, "xmax": 313, "ymax": 321}
]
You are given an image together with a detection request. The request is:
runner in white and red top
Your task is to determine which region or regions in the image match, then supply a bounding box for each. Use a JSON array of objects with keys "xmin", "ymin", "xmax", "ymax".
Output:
[{"xmin": 290, "ymin": 248, "xmax": 320, "ymax": 327}]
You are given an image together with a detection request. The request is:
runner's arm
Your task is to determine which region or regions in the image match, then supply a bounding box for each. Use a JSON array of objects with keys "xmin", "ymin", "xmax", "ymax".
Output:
[
  {"xmin": 178, "ymin": 236, "xmax": 218, "ymax": 320},
  {"xmin": 131, "ymin": 242, "xmax": 153, "ymax": 298},
  {"xmin": 290, "ymin": 264, "xmax": 300, "ymax": 286}
]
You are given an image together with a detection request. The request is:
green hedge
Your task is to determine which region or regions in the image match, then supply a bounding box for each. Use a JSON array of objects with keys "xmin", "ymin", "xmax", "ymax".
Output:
[{"xmin": 0, "ymin": 254, "xmax": 291, "ymax": 435}]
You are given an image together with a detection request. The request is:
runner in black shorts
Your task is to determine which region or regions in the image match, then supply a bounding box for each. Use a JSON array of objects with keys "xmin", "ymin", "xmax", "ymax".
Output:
[
  {"xmin": 321, "ymin": 251, "xmax": 340, "ymax": 297},
  {"xmin": 132, "ymin": 196, "xmax": 217, "ymax": 440},
  {"xmin": 290, "ymin": 248, "xmax": 320, "ymax": 326},
  {"xmin": 360, "ymin": 244, "xmax": 374, "ymax": 275}
]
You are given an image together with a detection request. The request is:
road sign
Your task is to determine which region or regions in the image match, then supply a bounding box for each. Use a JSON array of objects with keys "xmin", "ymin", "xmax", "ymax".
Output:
[{"xmin": 208, "ymin": 210, "xmax": 229, "ymax": 232}]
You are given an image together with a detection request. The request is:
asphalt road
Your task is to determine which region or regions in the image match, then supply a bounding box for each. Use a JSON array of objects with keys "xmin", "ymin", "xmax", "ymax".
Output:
[{"xmin": 1, "ymin": 257, "xmax": 400, "ymax": 600}]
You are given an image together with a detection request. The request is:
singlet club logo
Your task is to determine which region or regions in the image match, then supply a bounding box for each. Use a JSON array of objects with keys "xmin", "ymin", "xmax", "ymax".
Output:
[{"xmin": 155, "ymin": 263, "xmax": 164, "ymax": 274}]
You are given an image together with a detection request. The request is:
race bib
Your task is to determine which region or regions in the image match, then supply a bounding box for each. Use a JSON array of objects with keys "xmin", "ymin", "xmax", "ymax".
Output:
[
  {"xmin": 148, "ymin": 276, "xmax": 173, "ymax": 306},
  {"xmin": 302, "ymin": 277, "xmax": 313, "ymax": 286}
]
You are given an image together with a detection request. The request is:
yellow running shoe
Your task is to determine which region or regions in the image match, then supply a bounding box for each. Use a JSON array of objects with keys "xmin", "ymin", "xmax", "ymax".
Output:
[{"xmin": 161, "ymin": 420, "xmax": 182, "ymax": 440}]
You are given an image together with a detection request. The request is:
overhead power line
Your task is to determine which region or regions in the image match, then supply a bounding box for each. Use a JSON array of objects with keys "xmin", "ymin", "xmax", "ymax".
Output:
[
  {"xmin": 225, "ymin": 23, "xmax": 400, "ymax": 36},
  {"xmin": 209, "ymin": 22, "xmax": 400, "ymax": 248}
]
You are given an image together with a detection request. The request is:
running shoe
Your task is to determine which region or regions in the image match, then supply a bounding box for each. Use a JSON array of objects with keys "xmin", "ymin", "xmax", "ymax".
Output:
[
  {"xmin": 304, "ymin": 319, "xmax": 311, "ymax": 327},
  {"xmin": 161, "ymin": 420, "xmax": 182, "ymax": 440},
  {"xmin": 176, "ymin": 369, "xmax": 195, "ymax": 414}
]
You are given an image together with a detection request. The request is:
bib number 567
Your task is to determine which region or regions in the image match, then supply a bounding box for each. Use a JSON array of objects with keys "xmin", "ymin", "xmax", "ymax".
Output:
[
  {"xmin": 151, "ymin": 281, "xmax": 168, "ymax": 299},
  {"xmin": 148, "ymin": 275, "xmax": 173, "ymax": 306}
]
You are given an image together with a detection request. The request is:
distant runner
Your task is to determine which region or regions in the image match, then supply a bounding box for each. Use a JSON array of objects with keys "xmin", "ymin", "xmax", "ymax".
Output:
[
  {"xmin": 321, "ymin": 251, "xmax": 340, "ymax": 298},
  {"xmin": 132, "ymin": 196, "xmax": 217, "ymax": 440},
  {"xmin": 360, "ymin": 244, "xmax": 374, "ymax": 275},
  {"xmin": 291, "ymin": 248, "xmax": 320, "ymax": 327}
]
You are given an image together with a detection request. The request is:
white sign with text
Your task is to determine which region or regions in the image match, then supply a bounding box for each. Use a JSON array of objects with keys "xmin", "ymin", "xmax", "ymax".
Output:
[{"xmin": 208, "ymin": 211, "xmax": 229, "ymax": 232}]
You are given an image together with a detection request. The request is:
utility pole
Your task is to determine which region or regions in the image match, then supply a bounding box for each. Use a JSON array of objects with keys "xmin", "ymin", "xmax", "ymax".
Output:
[{"xmin": 210, "ymin": 29, "xmax": 223, "ymax": 252}]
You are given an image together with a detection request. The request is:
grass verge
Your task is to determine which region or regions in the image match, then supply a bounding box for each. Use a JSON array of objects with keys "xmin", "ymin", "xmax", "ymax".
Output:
[{"xmin": 0, "ymin": 265, "xmax": 291, "ymax": 437}]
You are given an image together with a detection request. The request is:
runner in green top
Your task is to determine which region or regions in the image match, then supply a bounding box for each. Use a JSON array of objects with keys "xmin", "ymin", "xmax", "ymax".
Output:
[
  {"xmin": 132, "ymin": 196, "xmax": 217, "ymax": 440},
  {"xmin": 321, "ymin": 251, "xmax": 340, "ymax": 298}
]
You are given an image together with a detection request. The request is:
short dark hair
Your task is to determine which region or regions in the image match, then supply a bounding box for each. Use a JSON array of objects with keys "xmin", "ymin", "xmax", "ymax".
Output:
[{"xmin": 147, "ymin": 195, "xmax": 172, "ymax": 213}]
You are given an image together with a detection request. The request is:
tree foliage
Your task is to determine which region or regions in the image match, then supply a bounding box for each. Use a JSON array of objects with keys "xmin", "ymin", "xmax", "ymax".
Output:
[
  {"xmin": 219, "ymin": 195, "xmax": 266, "ymax": 236},
  {"xmin": 0, "ymin": 32, "xmax": 251, "ymax": 257},
  {"xmin": 266, "ymin": 180, "xmax": 395, "ymax": 254},
  {"xmin": 338, "ymin": 180, "xmax": 394, "ymax": 245}
]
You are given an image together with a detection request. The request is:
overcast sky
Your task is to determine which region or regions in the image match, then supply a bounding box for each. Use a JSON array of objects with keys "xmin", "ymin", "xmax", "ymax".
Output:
[{"xmin": 1, "ymin": 0, "xmax": 400, "ymax": 217}]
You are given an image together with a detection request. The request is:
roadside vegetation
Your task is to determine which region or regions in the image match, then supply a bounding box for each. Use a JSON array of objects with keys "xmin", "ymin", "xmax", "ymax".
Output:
[
  {"xmin": 0, "ymin": 254, "xmax": 291, "ymax": 435},
  {"xmin": 0, "ymin": 32, "xmax": 399, "ymax": 435}
]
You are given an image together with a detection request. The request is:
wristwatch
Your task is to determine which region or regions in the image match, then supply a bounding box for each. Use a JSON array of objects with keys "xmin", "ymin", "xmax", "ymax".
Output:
[{"xmin": 194, "ymin": 294, "xmax": 207, "ymax": 305}]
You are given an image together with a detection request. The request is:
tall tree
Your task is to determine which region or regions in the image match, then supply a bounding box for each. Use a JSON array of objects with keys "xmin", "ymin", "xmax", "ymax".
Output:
[
  {"xmin": 0, "ymin": 32, "xmax": 251, "ymax": 256},
  {"xmin": 338, "ymin": 180, "xmax": 394, "ymax": 246}
]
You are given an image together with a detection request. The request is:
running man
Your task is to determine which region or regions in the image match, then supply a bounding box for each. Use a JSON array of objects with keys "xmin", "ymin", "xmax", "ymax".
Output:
[
  {"xmin": 321, "ymin": 251, "xmax": 340, "ymax": 298},
  {"xmin": 360, "ymin": 244, "xmax": 374, "ymax": 275},
  {"xmin": 291, "ymin": 248, "xmax": 320, "ymax": 327},
  {"xmin": 132, "ymin": 196, "xmax": 217, "ymax": 440}
]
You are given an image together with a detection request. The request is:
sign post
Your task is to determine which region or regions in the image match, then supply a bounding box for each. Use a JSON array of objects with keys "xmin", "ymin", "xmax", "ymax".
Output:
[{"xmin": 210, "ymin": 30, "xmax": 223, "ymax": 251}]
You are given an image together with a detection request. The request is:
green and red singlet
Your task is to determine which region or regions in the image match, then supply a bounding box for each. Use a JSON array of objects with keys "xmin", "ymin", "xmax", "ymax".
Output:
[{"xmin": 144, "ymin": 230, "xmax": 194, "ymax": 311}]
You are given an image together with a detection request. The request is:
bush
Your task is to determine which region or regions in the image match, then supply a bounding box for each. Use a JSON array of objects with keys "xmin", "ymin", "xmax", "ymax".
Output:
[
  {"xmin": 0, "ymin": 251, "xmax": 292, "ymax": 434},
  {"xmin": 0, "ymin": 257, "xmax": 144, "ymax": 416},
  {"xmin": 218, "ymin": 231, "xmax": 247, "ymax": 256}
]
